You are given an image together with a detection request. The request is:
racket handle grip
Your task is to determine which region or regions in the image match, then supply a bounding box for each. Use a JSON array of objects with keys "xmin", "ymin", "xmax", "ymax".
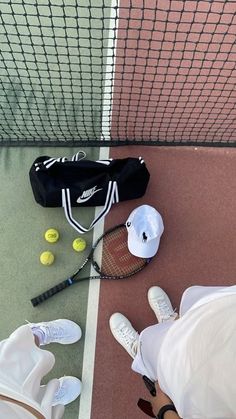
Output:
[{"xmin": 31, "ymin": 279, "xmax": 72, "ymax": 307}]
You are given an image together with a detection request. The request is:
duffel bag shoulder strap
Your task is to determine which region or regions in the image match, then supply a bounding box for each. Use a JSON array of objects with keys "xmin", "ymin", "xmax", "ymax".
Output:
[
  {"xmin": 62, "ymin": 180, "xmax": 119, "ymax": 234},
  {"xmin": 35, "ymin": 150, "xmax": 86, "ymax": 170}
]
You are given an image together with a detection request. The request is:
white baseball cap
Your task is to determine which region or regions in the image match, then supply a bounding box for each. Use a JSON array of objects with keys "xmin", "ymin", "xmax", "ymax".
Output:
[{"xmin": 126, "ymin": 205, "xmax": 164, "ymax": 258}]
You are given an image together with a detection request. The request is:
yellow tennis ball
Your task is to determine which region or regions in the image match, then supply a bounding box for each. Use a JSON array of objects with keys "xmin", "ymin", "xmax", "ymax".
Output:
[
  {"xmin": 72, "ymin": 237, "xmax": 87, "ymax": 252},
  {"xmin": 44, "ymin": 228, "xmax": 59, "ymax": 243},
  {"xmin": 40, "ymin": 251, "xmax": 55, "ymax": 266}
]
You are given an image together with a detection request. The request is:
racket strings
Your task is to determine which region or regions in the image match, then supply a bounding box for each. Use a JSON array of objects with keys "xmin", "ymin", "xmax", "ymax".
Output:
[{"xmin": 93, "ymin": 226, "xmax": 147, "ymax": 277}]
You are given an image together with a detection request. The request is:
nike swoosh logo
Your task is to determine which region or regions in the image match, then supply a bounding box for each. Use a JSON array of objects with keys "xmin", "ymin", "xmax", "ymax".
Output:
[{"xmin": 77, "ymin": 187, "xmax": 102, "ymax": 203}]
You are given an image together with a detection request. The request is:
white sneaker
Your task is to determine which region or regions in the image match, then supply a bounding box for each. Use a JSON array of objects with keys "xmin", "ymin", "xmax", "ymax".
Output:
[
  {"xmin": 148, "ymin": 286, "xmax": 177, "ymax": 322},
  {"xmin": 30, "ymin": 319, "xmax": 82, "ymax": 345},
  {"xmin": 109, "ymin": 313, "xmax": 139, "ymax": 359},
  {"xmin": 52, "ymin": 376, "xmax": 82, "ymax": 406}
]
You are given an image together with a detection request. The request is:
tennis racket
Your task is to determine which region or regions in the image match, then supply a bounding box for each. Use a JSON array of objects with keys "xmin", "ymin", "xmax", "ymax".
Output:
[{"xmin": 31, "ymin": 223, "xmax": 151, "ymax": 307}]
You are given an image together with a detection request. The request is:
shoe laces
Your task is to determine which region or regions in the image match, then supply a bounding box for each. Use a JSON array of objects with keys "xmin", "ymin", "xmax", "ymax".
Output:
[
  {"xmin": 53, "ymin": 379, "xmax": 66, "ymax": 401},
  {"xmin": 151, "ymin": 298, "xmax": 177, "ymax": 322},
  {"xmin": 41, "ymin": 324, "xmax": 66, "ymax": 343},
  {"xmin": 117, "ymin": 323, "xmax": 139, "ymax": 357}
]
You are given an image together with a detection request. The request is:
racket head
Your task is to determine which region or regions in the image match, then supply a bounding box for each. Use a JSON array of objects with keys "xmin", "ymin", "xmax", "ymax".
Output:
[{"xmin": 91, "ymin": 224, "xmax": 151, "ymax": 279}]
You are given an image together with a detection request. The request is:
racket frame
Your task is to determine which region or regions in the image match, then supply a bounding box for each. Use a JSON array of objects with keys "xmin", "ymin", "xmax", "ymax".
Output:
[{"xmin": 31, "ymin": 223, "xmax": 151, "ymax": 307}]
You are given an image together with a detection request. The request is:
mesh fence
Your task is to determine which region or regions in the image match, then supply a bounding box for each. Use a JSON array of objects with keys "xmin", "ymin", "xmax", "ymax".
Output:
[{"xmin": 0, "ymin": 0, "xmax": 236, "ymax": 146}]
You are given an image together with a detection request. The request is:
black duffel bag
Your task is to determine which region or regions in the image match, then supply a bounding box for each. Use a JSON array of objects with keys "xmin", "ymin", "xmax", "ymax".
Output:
[{"xmin": 29, "ymin": 151, "xmax": 150, "ymax": 233}]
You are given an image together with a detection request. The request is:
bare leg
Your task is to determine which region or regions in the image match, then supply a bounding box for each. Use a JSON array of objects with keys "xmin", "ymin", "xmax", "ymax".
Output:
[{"xmin": 34, "ymin": 335, "xmax": 40, "ymax": 347}]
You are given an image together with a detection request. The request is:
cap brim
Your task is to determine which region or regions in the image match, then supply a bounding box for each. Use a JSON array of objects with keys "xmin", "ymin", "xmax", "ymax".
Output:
[{"xmin": 127, "ymin": 233, "xmax": 160, "ymax": 258}]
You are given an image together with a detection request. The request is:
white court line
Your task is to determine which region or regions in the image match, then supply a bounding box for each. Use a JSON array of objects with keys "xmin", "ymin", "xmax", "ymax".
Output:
[
  {"xmin": 78, "ymin": 1, "xmax": 120, "ymax": 416},
  {"xmin": 101, "ymin": 0, "xmax": 120, "ymax": 141},
  {"xmin": 78, "ymin": 147, "xmax": 109, "ymax": 419}
]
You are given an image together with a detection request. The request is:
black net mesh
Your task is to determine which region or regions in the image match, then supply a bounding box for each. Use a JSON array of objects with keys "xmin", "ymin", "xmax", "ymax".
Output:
[{"xmin": 0, "ymin": 0, "xmax": 236, "ymax": 146}]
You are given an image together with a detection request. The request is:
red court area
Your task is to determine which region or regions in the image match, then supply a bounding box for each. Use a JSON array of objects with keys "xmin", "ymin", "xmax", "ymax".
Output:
[
  {"xmin": 91, "ymin": 146, "xmax": 236, "ymax": 419},
  {"xmin": 111, "ymin": 0, "xmax": 236, "ymax": 143}
]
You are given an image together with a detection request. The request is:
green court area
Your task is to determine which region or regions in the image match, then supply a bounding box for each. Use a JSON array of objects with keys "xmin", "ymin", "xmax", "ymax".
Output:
[
  {"xmin": 0, "ymin": 1, "xmax": 114, "ymax": 416},
  {"xmin": 0, "ymin": 146, "xmax": 100, "ymax": 418}
]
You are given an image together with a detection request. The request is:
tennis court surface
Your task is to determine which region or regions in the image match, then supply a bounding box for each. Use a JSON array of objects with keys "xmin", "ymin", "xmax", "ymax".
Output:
[
  {"xmin": 90, "ymin": 145, "xmax": 236, "ymax": 419},
  {"xmin": 0, "ymin": 146, "xmax": 235, "ymax": 419}
]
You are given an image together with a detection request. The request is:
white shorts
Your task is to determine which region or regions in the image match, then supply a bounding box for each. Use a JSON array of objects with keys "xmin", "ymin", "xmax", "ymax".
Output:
[
  {"xmin": 0, "ymin": 324, "xmax": 64, "ymax": 419},
  {"xmin": 131, "ymin": 285, "xmax": 234, "ymax": 381}
]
